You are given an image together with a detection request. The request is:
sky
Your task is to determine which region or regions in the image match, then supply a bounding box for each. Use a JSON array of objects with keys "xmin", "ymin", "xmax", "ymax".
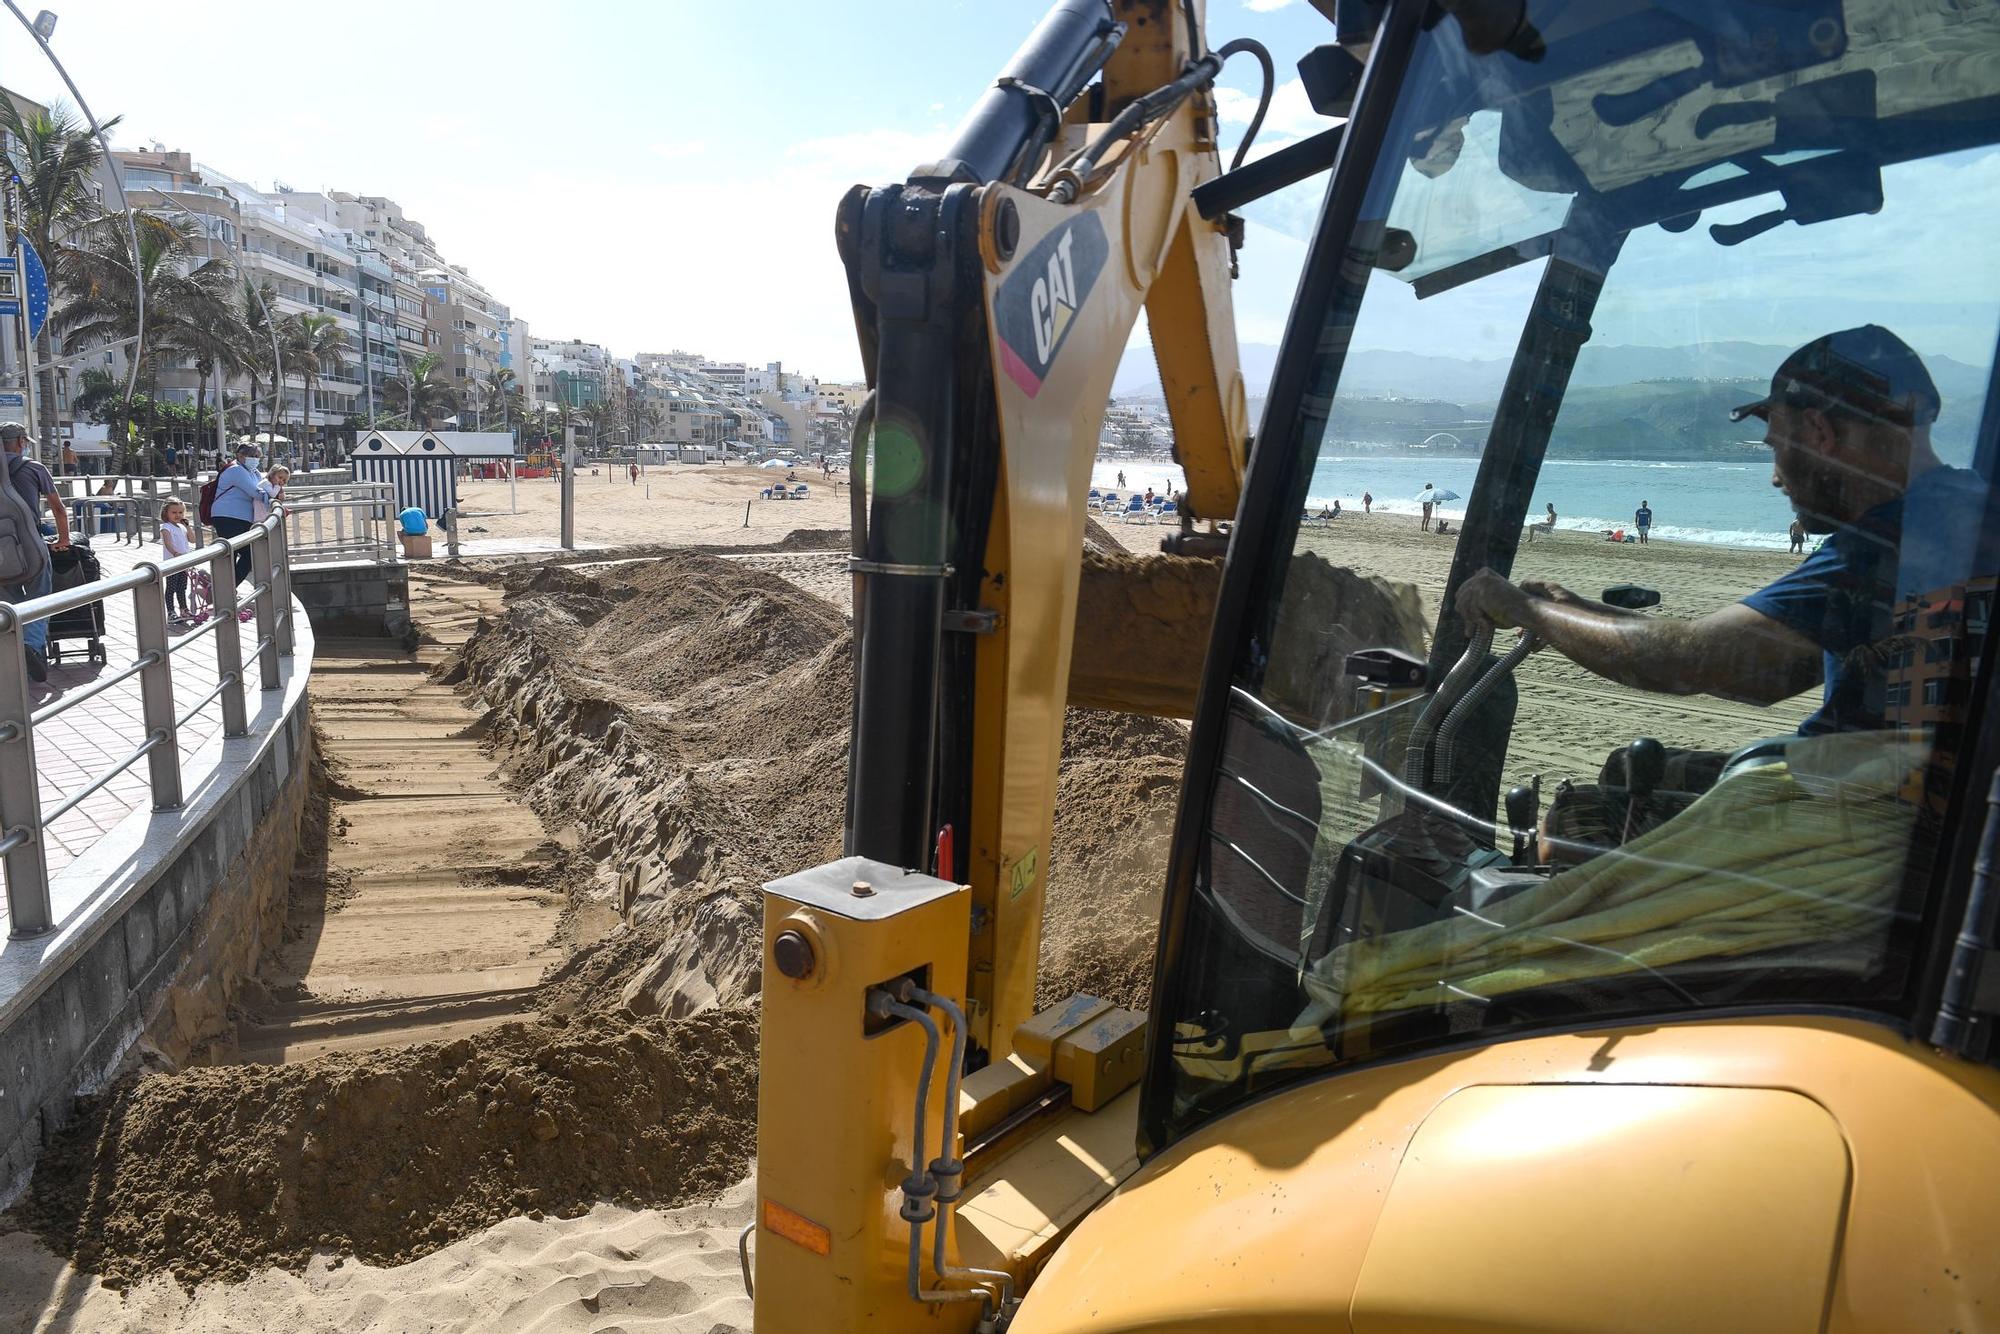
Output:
[
  {"xmin": 4, "ymin": 2, "xmax": 1990, "ymax": 387},
  {"xmin": 0, "ymin": 0, "xmax": 1335, "ymax": 383}
]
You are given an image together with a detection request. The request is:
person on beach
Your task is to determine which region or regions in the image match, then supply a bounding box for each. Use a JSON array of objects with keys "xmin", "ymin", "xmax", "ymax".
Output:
[
  {"xmin": 1635, "ymin": 499, "xmax": 1653, "ymax": 544},
  {"xmin": 1419, "ymin": 483, "xmax": 1436, "ymax": 531},
  {"xmin": 1526, "ymin": 502, "xmax": 1557, "ymax": 541},
  {"xmin": 1117, "ymin": 470, "xmax": 1127, "ymax": 489},
  {"xmin": 630, "ymin": 463, "xmax": 639, "ymax": 485},
  {"xmin": 1458, "ymin": 326, "xmax": 1979, "ymax": 862},
  {"xmin": 1790, "ymin": 518, "xmax": 1806, "ymax": 555},
  {"xmin": 160, "ymin": 499, "xmax": 194, "ymax": 623},
  {"xmin": 1362, "ymin": 490, "xmax": 1373, "ymax": 515}
]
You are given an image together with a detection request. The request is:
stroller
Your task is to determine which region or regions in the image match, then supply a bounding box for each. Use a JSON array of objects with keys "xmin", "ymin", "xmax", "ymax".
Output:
[
  {"xmin": 180, "ymin": 567, "xmax": 217, "ymax": 625},
  {"xmin": 45, "ymin": 540, "xmax": 107, "ymax": 666}
]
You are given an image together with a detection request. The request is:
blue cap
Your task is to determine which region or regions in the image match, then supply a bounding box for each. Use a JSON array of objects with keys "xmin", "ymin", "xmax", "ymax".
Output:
[{"xmin": 1731, "ymin": 325, "xmax": 1941, "ymax": 426}]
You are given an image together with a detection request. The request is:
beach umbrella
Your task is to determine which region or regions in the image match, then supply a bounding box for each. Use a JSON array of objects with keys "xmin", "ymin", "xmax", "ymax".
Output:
[{"xmin": 1414, "ymin": 487, "xmax": 1462, "ymax": 502}]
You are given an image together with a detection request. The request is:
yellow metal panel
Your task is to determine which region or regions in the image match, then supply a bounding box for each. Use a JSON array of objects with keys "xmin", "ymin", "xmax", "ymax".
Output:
[
  {"xmin": 1351, "ymin": 1084, "xmax": 1846, "ymax": 1333},
  {"xmin": 955, "ymin": 1087, "xmax": 1144, "ymax": 1282},
  {"xmin": 973, "ymin": 99, "xmax": 1238, "ymax": 1061},
  {"xmin": 1145, "ymin": 201, "xmax": 1249, "ymax": 521},
  {"xmin": 959, "ymin": 1051, "xmax": 1051, "ymax": 1142},
  {"xmin": 1009, "ymin": 1018, "xmax": 2000, "ymax": 1333},
  {"xmin": 1051, "ymin": 1006, "xmax": 1145, "ymax": 1111},
  {"xmin": 752, "ymin": 863, "xmax": 974, "ymax": 1334}
]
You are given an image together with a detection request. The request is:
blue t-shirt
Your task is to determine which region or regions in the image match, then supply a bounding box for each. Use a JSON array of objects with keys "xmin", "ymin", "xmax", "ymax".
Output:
[
  {"xmin": 1635, "ymin": 505, "xmax": 1652, "ymax": 528},
  {"xmin": 1741, "ymin": 465, "xmax": 1988, "ymax": 735}
]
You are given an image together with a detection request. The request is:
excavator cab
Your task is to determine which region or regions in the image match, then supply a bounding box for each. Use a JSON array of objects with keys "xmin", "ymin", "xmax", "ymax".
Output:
[{"xmin": 755, "ymin": 1, "xmax": 2000, "ymax": 1330}]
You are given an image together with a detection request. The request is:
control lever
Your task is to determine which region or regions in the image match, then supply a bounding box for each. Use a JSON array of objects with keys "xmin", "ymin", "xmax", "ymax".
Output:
[
  {"xmin": 1621, "ymin": 737, "xmax": 1667, "ymax": 843},
  {"xmin": 1505, "ymin": 784, "xmax": 1539, "ymax": 866}
]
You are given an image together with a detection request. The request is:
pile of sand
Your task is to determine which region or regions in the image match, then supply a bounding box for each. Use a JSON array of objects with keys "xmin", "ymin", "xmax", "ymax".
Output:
[
  {"xmin": 13, "ymin": 1008, "xmax": 756, "ymax": 1289},
  {"xmin": 454, "ymin": 550, "xmax": 1185, "ymax": 1017}
]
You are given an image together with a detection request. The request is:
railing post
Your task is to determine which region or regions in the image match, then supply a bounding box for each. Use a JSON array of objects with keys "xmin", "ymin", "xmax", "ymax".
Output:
[
  {"xmin": 444, "ymin": 507, "xmax": 460, "ymax": 559},
  {"xmin": 271, "ymin": 514, "xmax": 295, "ymax": 657},
  {"xmin": 130, "ymin": 564, "xmax": 183, "ymax": 812},
  {"xmin": 249, "ymin": 531, "xmax": 280, "ymax": 691},
  {"xmin": 0, "ymin": 605, "xmax": 51, "ymax": 936},
  {"xmin": 208, "ymin": 543, "xmax": 249, "ymax": 737}
]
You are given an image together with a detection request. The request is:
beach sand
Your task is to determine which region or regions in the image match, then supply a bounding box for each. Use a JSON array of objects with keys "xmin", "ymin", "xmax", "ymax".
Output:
[
  {"xmin": 0, "ymin": 1180, "xmax": 753, "ymax": 1333},
  {"xmin": 450, "ymin": 465, "xmax": 853, "ymax": 555}
]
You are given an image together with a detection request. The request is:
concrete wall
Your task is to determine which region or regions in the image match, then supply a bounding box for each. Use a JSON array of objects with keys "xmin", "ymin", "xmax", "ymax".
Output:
[
  {"xmin": 291, "ymin": 560, "xmax": 412, "ymax": 642},
  {"xmin": 0, "ymin": 699, "xmax": 313, "ymax": 1208}
]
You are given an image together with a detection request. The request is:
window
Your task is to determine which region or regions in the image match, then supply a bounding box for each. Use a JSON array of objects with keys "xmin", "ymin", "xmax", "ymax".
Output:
[{"xmin": 1152, "ymin": 2, "xmax": 2000, "ymax": 1147}]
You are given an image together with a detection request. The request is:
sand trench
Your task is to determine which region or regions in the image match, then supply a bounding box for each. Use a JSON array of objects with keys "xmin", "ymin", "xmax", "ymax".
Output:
[{"xmin": 1, "ymin": 544, "xmax": 1183, "ymax": 1322}]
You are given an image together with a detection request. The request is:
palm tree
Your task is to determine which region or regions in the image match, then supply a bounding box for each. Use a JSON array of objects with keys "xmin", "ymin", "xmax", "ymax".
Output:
[
  {"xmin": 59, "ymin": 211, "xmax": 234, "ymax": 470},
  {"xmin": 384, "ymin": 349, "xmax": 457, "ymax": 429},
  {"xmin": 0, "ymin": 99, "xmax": 118, "ymax": 452},
  {"xmin": 280, "ymin": 311, "xmax": 346, "ymax": 461},
  {"xmin": 478, "ymin": 367, "xmax": 517, "ymax": 433}
]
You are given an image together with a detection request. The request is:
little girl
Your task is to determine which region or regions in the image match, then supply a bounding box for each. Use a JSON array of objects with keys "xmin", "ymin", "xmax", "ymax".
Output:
[{"xmin": 160, "ymin": 500, "xmax": 194, "ymax": 622}]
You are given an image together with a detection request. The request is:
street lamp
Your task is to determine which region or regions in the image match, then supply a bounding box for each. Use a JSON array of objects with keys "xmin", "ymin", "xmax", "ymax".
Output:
[{"xmin": 5, "ymin": 2, "xmax": 146, "ymax": 461}]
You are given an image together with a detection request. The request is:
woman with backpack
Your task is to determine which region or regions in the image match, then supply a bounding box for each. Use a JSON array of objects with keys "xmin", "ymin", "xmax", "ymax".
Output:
[{"xmin": 206, "ymin": 443, "xmax": 269, "ymax": 584}]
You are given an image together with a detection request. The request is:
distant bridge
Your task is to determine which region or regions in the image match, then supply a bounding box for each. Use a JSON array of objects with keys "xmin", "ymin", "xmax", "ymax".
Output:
[{"xmin": 1420, "ymin": 431, "xmax": 1464, "ymax": 450}]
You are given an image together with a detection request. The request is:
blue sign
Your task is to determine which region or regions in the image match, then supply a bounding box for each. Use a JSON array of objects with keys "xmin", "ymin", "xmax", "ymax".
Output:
[
  {"xmin": 0, "ymin": 255, "xmax": 15, "ymax": 319},
  {"xmin": 0, "ymin": 393, "xmax": 23, "ymax": 408},
  {"xmin": 19, "ymin": 238, "xmax": 48, "ymax": 340}
]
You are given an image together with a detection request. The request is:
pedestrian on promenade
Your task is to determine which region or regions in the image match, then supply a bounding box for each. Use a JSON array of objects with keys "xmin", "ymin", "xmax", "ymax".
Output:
[
  {"xmin": 1635, "ymin": 498, "xmax": 1653, "ymax": 544},
  {"xmin": 3, "ymin": 423, "xmax": 70, "ymax": 683},
  {"xmin": 160, "ymin": 500, "xmax": 194, "ymax": 623},
  {"xmin": 210, "ymin": 443, "xmax": 268, "ymax": 585}
]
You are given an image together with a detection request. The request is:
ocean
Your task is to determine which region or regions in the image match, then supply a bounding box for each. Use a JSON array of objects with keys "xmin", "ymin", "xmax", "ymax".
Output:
[{"xmin": 1092, "ymin": 453, "xmax": 1798, "ymax": 551}]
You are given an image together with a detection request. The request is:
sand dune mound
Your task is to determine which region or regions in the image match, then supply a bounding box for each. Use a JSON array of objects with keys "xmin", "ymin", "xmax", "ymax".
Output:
[
  {"xmin": 15, "ymin": 1009, "xmax": 756, "ymax": 1289},
  {"xmin": 458, "ymin": 550, "xmax": 1186, "ymax": 1017}
]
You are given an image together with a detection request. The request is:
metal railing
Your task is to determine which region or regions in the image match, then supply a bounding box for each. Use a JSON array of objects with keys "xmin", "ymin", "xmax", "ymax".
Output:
[
  {"xmin": 0, "ymin": 509, "xmax": 295, "ymax": 938},
  {"xmin": 281, "ymin": 481, "xmax": 396, "ymax": 564}
]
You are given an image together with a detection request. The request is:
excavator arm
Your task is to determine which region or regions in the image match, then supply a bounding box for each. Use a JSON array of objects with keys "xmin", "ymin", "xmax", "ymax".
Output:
[{"xmin": 752, "ymin": 2, "xmax": 1254, "ymax": 1327}]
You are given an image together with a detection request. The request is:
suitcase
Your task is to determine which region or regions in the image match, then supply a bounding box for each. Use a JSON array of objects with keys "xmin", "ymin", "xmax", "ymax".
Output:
[{"xmin": 46, "ymin": 539, "xmax": 106, "ymax": 666}]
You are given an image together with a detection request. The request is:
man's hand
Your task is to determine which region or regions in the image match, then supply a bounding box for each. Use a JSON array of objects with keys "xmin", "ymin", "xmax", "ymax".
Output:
[{"xmin": 1456, "ymin": 568, "xmax": 1537, "ymax": 630}]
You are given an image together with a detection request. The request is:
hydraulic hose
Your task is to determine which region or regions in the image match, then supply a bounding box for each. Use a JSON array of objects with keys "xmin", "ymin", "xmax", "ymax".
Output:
[
  {"xmin": 842, "ymin": 390, "xmax": 876, "ymax": 841},
  {"xmin": 1433, "ymin": 630, "xmax": 1538, "ymax": 787},
  {"xmin": 1402, "ymin": 623, "xmax": 1494, "ymax": 787},
  {"xmin": 911, "ymin": 986, "xmax": 1016, "ymax": 1314},
  {"xmin": 871, "ymin": 986, "xmax": 988, "ymax": 1315},
  {"xmin": 1047, "ymin": 38, "xmax": 1269, "ymax": 204}
]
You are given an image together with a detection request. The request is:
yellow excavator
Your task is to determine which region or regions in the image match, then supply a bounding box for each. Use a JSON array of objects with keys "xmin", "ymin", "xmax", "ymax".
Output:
[{"xmin": 749, "ymin": 1, "xmax": 2000, "ymax": 1328}]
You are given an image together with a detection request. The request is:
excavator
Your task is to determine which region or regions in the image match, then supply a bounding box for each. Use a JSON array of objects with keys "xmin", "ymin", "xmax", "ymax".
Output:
[{"xmin": 749, "ymin": 1, "xmax": 2000, "ymax": 1328}]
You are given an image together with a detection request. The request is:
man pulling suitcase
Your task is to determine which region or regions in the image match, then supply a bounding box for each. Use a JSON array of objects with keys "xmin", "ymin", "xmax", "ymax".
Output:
[{"xmin": 2, "ymin": 423, "xmax": 73, "ymax": 683}]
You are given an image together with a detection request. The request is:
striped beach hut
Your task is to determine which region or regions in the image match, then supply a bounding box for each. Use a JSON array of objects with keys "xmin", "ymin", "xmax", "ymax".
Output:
[{"xmin": 352, "ymin": 431, "xmax": 457, "ymax": 518}]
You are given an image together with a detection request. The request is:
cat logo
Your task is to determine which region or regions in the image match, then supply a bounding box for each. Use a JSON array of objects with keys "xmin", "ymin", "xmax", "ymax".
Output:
[{"xmin": 995, "ymin": 211, "xmax": 1109, "ymax": 399}]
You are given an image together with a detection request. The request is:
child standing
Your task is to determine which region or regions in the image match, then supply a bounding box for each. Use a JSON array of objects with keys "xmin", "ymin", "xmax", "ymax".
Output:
[{"xmin": 161, "ymin": 500, "xmax": 194, "ymax": 622}]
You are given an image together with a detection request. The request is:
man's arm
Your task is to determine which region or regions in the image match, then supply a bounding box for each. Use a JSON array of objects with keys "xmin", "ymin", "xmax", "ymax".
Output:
[
  {"xmin": 38, "ymin": 475, "xmax": 70, "ymax": 550},
  {"xmin": 1456, "ymin": 569, "xmax": 1822, "ymax": 706}
]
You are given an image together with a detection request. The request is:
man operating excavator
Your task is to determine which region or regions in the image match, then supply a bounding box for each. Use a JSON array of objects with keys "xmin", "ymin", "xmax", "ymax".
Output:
[{"xmin": 1454, "ymin": 325, "xmax": 1985, "ymax": 855}]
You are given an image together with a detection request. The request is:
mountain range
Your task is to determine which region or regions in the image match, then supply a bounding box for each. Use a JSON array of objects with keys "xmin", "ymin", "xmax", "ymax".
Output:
[{"xmin": 1113, "ymin": 340, "xmax": 1990, "ymax": 461}]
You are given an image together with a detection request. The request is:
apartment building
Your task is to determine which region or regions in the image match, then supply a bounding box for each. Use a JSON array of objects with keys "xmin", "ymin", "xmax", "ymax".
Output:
[
  {"xmin": 422, "ymin": 265, "xmax": 507, "ymax": 413},
  {"xmin": 532, "ymin": 338, "xmax": 611, "ymax": 410}
]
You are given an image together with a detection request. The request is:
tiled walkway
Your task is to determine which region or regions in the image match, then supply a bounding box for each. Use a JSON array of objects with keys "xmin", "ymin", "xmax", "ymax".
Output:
[{"xmin": 21, "ymin": 536, "xmax": 243, "ymax": 883}]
